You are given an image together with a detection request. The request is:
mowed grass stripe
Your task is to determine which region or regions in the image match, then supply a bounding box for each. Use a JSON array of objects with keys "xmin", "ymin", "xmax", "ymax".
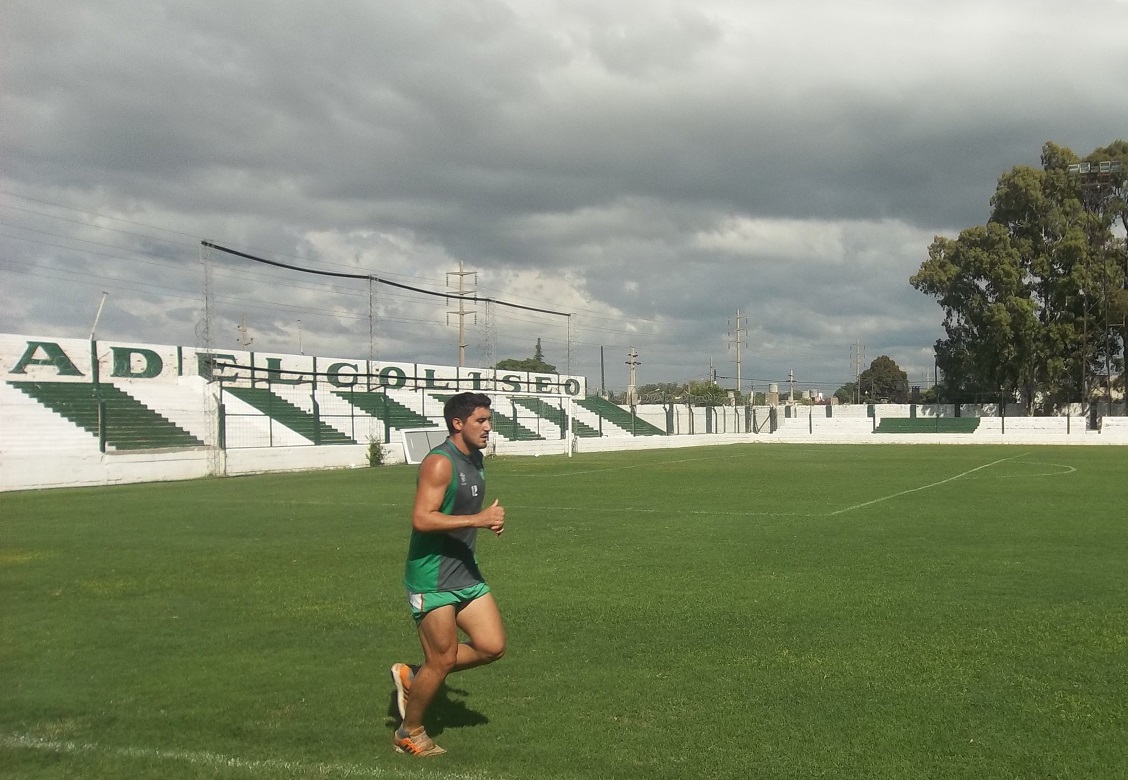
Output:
[{"xmin": 2, "ymin": 444, "xmax": 1127, "ymax": 779}]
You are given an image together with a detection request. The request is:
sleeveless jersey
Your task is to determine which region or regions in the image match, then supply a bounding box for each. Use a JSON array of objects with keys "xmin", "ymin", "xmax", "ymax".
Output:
[{"xmin": 403, "ymin": 438, "xmax": 486, "ymax": 593}]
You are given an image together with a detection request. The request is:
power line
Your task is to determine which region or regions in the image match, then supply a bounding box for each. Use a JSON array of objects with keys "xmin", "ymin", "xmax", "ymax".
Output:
[{"xmin": 202, "ymin": 241, "xmax": 572, "ymax": 318}]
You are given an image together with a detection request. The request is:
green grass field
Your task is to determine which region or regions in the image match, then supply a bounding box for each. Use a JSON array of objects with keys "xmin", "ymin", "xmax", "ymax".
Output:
[{"xmin": 3, "ymin": 444, "xmax": 1127, "ymax": 779}]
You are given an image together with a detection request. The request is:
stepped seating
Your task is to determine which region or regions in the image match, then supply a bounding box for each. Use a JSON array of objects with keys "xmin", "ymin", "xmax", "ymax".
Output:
[
  {"xmin": 430, "ymin": 395, "xmax": 544, "ymax": 440},
  {"xmin": 333, "ymin": 389, "xmax": 439, "ymax": 431},
  {"xmin": 875, "ymin": 417, "xmax": 980, "ymax": 434},
  {"xmin": 223, "ymin": 387, "xmax": 356, "ymax": 444},
  {"xmin": 512, "ymin": 396, "xmax": 602, "ymax": 438},
  {"xmin": 8, "ymin": 381, "xmax": 204, "ymax": 450},
  {"xmin": 575, "ymin": 396, "xmax": 666, "ymax": 436}
]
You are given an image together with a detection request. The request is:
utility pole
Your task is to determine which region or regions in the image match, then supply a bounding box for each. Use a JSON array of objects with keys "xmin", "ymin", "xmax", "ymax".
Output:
[
  {"xmin": 626, "ymin": 347, "xmax": 641, "ymax": 406},
  {"xmin": 852, "ymin": 341, "xmax": 864, "ymax": 403},
  {"xmin": 600, "ymin": 346, "xmax": 606, "ymax": 396},
  {"xmin": 788, "ymin": 368, "xmax": 795, "ymax": 404},
  {"xmin": 237, "ymin": 315, "xmax": 253, "ymax": 349},
  {"xmin": 729, "ymin": 309, "xmax": 747, "ymax": 399},
  {"xmin": 446, "ymin": 260, "xmax": 477, "ymax": 367},
  {"xmin": 1068, "ymin": 160, "xmax": 1125, "ymax": 423}
]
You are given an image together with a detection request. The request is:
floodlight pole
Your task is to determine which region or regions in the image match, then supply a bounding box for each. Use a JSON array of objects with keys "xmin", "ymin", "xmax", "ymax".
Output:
[{"xmin": 89, "ymin": 291, "xmax": 109, "ymax": 341}]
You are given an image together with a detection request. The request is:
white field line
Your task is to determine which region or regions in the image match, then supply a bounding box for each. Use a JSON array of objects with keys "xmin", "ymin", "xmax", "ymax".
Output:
[
  {"xmin": 829, "ymin": 453, "xmax": 1028, "ymax": 516},
  {"xmin": 958, "ymin": 460, "xmax": 1076, "ymax": 479},
  {"xmin": 0, "ymin": 733, "xmax": 503, "ymax": 780}
]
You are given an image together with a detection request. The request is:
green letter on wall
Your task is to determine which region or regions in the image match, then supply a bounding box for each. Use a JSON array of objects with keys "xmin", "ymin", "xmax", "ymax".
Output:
[
  {"xmin": 327, "ymin": 362, "xmax": 358, "ymax": 388},
  {"xmin": 111, "ymin": 347, "xmax": 164, "ymax": 378},
  {"xmin": 379, "ymin": 366, "xmax": 407, "ymax": 389},
  {"xmin": 10, "ymin": 341, "xmax": 84, "ymax": 376}
]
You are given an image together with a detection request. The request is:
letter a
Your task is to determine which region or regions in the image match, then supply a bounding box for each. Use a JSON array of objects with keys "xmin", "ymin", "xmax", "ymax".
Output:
[{"xmin": 9, "ymin": 341, "xmax": 84, "ymax": 376}]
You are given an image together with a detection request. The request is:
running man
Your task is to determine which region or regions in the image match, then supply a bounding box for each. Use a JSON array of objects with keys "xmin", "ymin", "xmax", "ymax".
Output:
[{"xmin": 391, "ymin": 392, "xmax": 506, "ymax": 757}]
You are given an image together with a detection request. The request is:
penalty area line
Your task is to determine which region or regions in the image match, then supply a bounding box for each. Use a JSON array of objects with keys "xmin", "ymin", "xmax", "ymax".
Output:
[
  {"xmin": 829, "ymin": 453, "xmax": 1028, "ymax": 516},
  {"xmin": 0, "ymin": 733, "xmax": 503, "ymax": 780}
]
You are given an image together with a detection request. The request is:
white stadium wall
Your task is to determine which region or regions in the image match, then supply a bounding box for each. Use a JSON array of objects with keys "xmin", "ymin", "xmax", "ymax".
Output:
[
  {"xmin": 0, "ymin": 332, "xmax": 586, "ymax": 491},
  {"xmin": 2, "ymin": 332, "xmax": 1126, "ymax": 492}
]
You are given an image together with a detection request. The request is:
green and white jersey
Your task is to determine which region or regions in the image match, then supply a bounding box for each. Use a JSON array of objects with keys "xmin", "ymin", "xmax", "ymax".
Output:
[{"xmin": 403, "ymin": 438, "xmax": 486, "ymax": 594}]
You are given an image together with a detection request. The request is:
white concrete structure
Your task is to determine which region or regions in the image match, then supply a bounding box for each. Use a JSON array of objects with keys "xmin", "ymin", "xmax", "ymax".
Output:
[{"xmin": 3, "ymin": 332, "xmax": 1125, "ymax": 492}]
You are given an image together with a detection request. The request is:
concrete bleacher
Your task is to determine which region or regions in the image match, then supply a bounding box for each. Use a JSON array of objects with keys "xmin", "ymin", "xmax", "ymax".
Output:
[
  {"xmin": 121, "ymin": 376, "xmax": 213, "ymax": 444},
  {"xmin": 332, "ymin": 388, "xmax": 439, "ymax": 435},
  {"xmin": 222, "ymin": 386, "xmax": 356, "ymax": 445},
  {"xmin": 7, "ymin": 380, "xmax": 204, "ymax": 450},
  {"xmin": 875, "ymin": 417, "xmax": 980, "ymax": 434},
  {"xmin": 513, "ymin": 396, "xmax": 601, "ymax": 438},
  {"xmin": 576, "ymin": 396, "xmax": 666, "ymax": 435},
  {"xmin": 214, "ymin": 389, "xmax": 311, "ymax": 449},
  {"xmin": 1, "ymin": 380, "xmax": 105, "ymax": 454}
]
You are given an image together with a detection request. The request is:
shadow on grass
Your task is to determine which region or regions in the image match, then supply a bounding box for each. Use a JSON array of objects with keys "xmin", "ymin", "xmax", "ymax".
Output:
[{"xmin": 385, "ymin": 683, "xmax": 489, "ymax": 737}]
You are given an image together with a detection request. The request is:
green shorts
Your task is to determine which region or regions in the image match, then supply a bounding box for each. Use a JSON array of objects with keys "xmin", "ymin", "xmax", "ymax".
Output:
[{"xmin": 407, "ymin": 582, "xmax": 490, "ymax": 624}]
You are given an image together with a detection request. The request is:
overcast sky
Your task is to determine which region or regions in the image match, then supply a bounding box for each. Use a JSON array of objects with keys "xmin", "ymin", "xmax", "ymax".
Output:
[{"xmin": 3, "ymin": 0, "xmax": 1127, "ymax": 395}]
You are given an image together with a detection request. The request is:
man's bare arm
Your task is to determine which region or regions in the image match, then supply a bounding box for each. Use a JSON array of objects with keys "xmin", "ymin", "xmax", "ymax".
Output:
[{"xmin": 411, "ymin": 454, "xmax": 505, "ymax": 534}]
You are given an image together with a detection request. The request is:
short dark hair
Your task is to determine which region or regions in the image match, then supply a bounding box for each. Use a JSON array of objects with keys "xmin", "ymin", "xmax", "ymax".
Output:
[{"xmin": 444, "ymin": 392, "xmax": 492, "ymax": 434}]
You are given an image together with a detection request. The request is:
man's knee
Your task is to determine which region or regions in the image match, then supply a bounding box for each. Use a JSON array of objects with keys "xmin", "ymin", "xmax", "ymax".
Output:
[
  {"xmin": 425, "ymin": 644, "xmax": 460, "ymax": 674},
  {"xmin": 477, "ymin": 636, "xmax": 506, "ymax": 664}
]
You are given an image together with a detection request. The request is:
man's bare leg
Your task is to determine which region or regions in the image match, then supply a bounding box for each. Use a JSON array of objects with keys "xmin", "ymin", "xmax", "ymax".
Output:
[
  {"xmin": 401, "ymin": 594, "xmax": 506, "ymax": 733},
  {"xmin": 453, "ymin": 592, "xmax": 506, "ymax": 671}
]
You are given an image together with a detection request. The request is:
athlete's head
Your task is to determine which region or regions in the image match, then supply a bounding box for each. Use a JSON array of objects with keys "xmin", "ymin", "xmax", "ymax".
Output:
[{"xmin": 444, "ymin": 392, "xmax": 493, "ymax": 437}]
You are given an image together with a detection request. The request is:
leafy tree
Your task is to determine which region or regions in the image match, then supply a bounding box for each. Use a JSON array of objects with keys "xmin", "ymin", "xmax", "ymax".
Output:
[
  {"xmin": 638, "ymin": 382, "xmax": 685, "ymax": 395},
  {"xmin": 687, "ymin": 380, "xmax": 727, "ymax": 406},
  {"xmin": 637, "ymin": 382, "xmax": 687, "ymax": 401},
  {"xmin": 834, "ymin": 383, "xmax": 857, "ymax": 404},
  {"xmin": 857, "ymin": 356, "xmax": 909, "ymax": 402},
  {"xmin": 911, "ymin": 140, "xmax": 1128, "ymax": 414},
  {"xmin": 495, "ymin": 338, "xmax": 557, "ymax": 373}
]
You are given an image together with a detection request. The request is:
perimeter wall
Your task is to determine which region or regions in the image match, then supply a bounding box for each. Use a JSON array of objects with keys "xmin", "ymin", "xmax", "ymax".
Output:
[{"xmin": 2, "ymin": 332, "xmax": 1125, "ymax": 492}]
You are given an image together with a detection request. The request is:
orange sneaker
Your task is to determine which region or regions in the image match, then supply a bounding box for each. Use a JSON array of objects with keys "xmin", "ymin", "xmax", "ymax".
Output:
[
  {"xmin": 393, "ymin": 726, "xmax": 446, "ymax": 757},
  {"xmin": 390, "ymin": 663, "xmax": 414, "ymax": 721}
]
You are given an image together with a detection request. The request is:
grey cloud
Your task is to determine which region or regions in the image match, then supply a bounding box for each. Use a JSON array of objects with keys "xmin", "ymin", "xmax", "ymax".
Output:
[{"xmin": 3, "ymin": 0, "xmax": 1127, "ymax": 392}]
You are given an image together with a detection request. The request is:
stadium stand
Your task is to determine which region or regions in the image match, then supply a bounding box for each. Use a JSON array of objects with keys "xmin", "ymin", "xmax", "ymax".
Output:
[
  {"xmin": 874, "ymin": 417, "xmax": 981, "ymax": 434},
  {"xmin": 575, "ymin": 395, "xmax": 666, "ymax": 436},
  {"xmin": 333, "ymin": 389, "xmax": 439, "ymax": 432},
  {"xmin": 222, "ymin": 386, "xmax": 356, "ymax": 445},
  {"xmin": 513, "ymin": 396, "xmax": 601, "ymax": 438},
  {"xmin": 8, "ymin": 381, "xmax": 204, "ymax": 450}
]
